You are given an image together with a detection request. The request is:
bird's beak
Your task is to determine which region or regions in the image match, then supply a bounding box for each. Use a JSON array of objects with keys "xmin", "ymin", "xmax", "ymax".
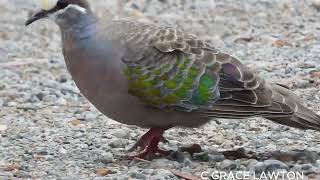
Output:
[{"xmin": 25, "ymin": 10, "xmax": 49, "ymax": 26}]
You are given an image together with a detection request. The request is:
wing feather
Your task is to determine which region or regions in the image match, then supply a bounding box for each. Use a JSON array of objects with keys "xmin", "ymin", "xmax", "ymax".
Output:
[{"xmin": 114, "ymin": 20, "xmax": 295, "ymax": 118}]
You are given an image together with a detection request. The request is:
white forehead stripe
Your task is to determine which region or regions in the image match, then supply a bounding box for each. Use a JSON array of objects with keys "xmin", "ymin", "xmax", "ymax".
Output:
[
  {"xmin": 40, "ymin": 0, "xmax": 58, "ymax": 10},
  {"xmin": 68, "ymin": 4, "xmax": 87, "ymax": 13}
]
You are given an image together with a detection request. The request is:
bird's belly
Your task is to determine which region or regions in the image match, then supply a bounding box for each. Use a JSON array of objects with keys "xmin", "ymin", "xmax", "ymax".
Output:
[
  {"xmin": 77, "ymin": 82, "xmax": 208, "ymax": 128},
  {"xmin": 68, "ymin": 64, "xmax": 207, "ymax": 127},
  {"xmin": 64, "ymin": 50, "xmax": 208, "ymax": 128}
]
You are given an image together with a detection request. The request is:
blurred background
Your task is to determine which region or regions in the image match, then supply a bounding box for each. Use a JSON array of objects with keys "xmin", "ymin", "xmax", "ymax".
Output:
[{"xmin": 1, "ymin": 0, "xmax": 320, "ymax": 179}]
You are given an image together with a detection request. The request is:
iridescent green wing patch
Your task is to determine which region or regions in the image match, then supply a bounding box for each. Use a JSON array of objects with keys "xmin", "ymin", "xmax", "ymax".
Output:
[{"xmin": 124, "ymin": 54, "xmax": 220, "ymax": 111}]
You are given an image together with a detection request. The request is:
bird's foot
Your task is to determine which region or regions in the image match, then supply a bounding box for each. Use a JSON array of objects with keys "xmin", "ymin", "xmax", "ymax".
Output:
[
  {"xmin": 126, "ymin": 127, "xmax": 172, "ymax": 160},
  {"xmin": 125, "ymin": 144, "xmax": 172, "ymax": 160}
]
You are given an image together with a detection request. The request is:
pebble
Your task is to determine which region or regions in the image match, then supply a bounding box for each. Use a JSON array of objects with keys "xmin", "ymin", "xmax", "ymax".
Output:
[
  {"xmin": 220, "ymin": 159, "xmax": 238, "ymax": 170},
  {"xmin": 183, "ymin": 157, "xmax": 193, "ymax": 166},
  {"xmin": 169, "ymin": 151, "xmax": 186, "ymax": 163},
  {"xmin": 208, "ymin": 154, "xmax": 225, "ymax": 162},
  {"xmin": 213, "ymin": 135, "xmax": 225, "ymax": 145},
  {"xmin": 291, "ymin": 164, "xmax": 302, "ymax": 172},
  {"xmin": 56, "ymin": 98, "xmax": 67, "ymax": 106},
  {"xmin": 312, "ymin": 0, "xmax": 320, "ymax": 10},
  {"xmin": 264, "ymin": 160, "xmax": 289, "ymax": 172},
  {"xmin": 243, "ymin": 159, "xmax": 258, "ymax": 171},
  {"xmin": 112, "ymin": 129, "xmax": 130, "ymax": 139},
  {"xmin": 109, "ymin": 138, "xmax": 126, "ymax": 148},
  {"xmin": 301, "ymin": 164, "xmax": 313, "ymax": 171},
  {"xmin": 59, "ymin": 148, "xmax": 68, "ymax": 155},
  {"xmin": 295, "ymin": 79, "xmax": 309, "ymax": 88},
  {"xmin": 0, "ymin": 125, "xmax": 8, "ymax": 131},
  {"xmin": 193, "ymin": 152, "xmax": 210, "ymax": 162},
  {"xmin": 129, "ymin": 171, "xmax": 146, "ymax": 179},
  {"xmin": 96, "ymin": 168, "xmax": 111, "ymax": 176},
  {"xmin": 254, "ymin": 162, "xmax": 267, "ymax": 174},
  {"xmin": 7, "ymin": 101, "xmax": 17, "ymax": 107},
  {"xmin": 100, "ymin": 152, "xmax": 114, "ymax": 163},
  {"xmin": 85, "ymin": 113, "xmax": 98, "ymax": 121}
]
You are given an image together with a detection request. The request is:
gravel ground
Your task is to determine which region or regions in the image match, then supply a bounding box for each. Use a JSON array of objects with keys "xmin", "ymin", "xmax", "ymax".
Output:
[{"xmin": 1, "ymin": 0, "xmax": 320, "ymax": 179}]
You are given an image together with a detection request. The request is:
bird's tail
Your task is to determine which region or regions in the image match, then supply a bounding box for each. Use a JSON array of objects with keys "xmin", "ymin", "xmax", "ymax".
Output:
[
  {"xmin": 265, "ymin": 84, "xmax": 320, "ymax": 131},
  {"xmin": 267, "ymin": 104, "xmax": 320, "ymax": 131}
]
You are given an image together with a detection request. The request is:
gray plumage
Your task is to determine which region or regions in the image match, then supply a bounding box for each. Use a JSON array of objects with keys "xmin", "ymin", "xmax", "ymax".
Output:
[{"xmin": 28, "ymin": 1, "xmax": 320, "ymax": 131}]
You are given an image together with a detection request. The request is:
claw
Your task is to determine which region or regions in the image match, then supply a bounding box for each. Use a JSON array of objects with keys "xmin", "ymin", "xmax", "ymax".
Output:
[{"xmin": 126, "ymin": 127, "xmax": 171, "ymax": 159}]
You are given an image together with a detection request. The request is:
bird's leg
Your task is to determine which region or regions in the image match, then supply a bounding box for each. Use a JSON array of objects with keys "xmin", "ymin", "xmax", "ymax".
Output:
[{"xmin": 127, "ymin": 127, "xmax": 172, "ymax": 159}]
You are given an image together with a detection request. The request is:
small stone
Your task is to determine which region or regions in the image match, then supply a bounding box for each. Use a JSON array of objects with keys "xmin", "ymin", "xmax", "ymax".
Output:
[
  {"xmin": 301, "ymin": 164, "xmax": 317, "ymax": 175},
  {"xmin": 208, "ymin": 154, "xmax": 225, "ymax": 162},
  {"xmin": 183, "ymin": 158, "xmax": 192, "ymax": 166},
  {"xmin": 85, "ymin": 113, "xmax": 98, "ymax": 121},
  {"xmin": 141, "ymin": 169, "xmax": 153, "ymax": 176},
  {"xmin": 169, "ymin": 151, "xmax": 186, "ymax": 163},
  {"xmin": 0, "ymin": 172, "xmax": 13, "ymax": 178},
  {"xmin": 272, "ymin": 150, "xmax": 318, "ymax": 164},
  {"xmin": 150, "ymin": 175, "xmax": 167, "ymax": 180},
  {"xmin": 154, "ymin": 169, "xmax": 172, "ymax": 176},
  {"xmin": 272, "ymin": 39, "xmax": 289, "ymax": 47},
  {"xmin": 254, "ymin": 162, "xmax": 266, "ymax": 174},
  {"xmin": 129, "ymin": 171, "xmax": 146, "ymax": 179},
  {"xmin": 59, "ymin": 148, "xmax": 68, "ymax": 155},
  {"xmin": 312, "ymin": 0, "xmax": 320, "ymax": 10},
  {"xmin": 301, "ymin": 164, "xmax": 313, "ymax": 171},
  {"xmin": 35, "ymin": 92, "xmax": 44, "ymax": 101},
  {"xmin": 7, "ymin": 102, "xmax": 17, "ymax": 107},
  {"xmin": 179, "ymin": 144, "xmax": 202, "ymax": 156},
  {"xmin": 220, "ymin": 159, "xmax": 237, "ymax": 170},
  {"xmin": 58, "ymin": 75, "xmax": 68, "ymax": 83},
  {"xmin": 37, "ymin": 150, "xmax": 49, "ymax": 155},
  {"xmin": 264, "ymin": 160, "xmax": 288, "ymax": 172},
  {"xmin": 291, "ymin": 164, "xmax": 302, "ymax": 172},
  {"xmin": 0, "ymin": 125, "xmax": 8, "ymax": 131},
  {"xmin": 213, "ymin": 135, "xmax": 224, "ymax": 145},
  {"xmin": 96, "ymin": 168, "xmax": 111, "ymax": 176},
  {"xmin": 310, "ymin": 70, "xmax": 320, "ymax": 78},
  {"xmin": 69, "ymin": 119, "xmax": 84, "ymax": 126},
  {"xmin": 112, "ymin": 129, "xmax": 129, "ymax": 139},
  {"xmin": 56, "ymin": 98, "xmax": 67, "ymax": 105},
  {"xmin": 3, "ymin": 165, "xmax": 19, "ymax": 172},
  {"xmin": 245, "ymin": 159, "xmax": 258, "ymax": 171},
  {"xmin": 295, "ymin": 79, "xmax": 308, "ymax": 88},
  {"xmin": 193, "ymin": 152, "xmax": 209, "ymax": 162},
  {"xmin": 77, "ymin": 144, "xmax": 89, "ymax": 149},
  {"xmin": 101, "ymin": 152, "xmax": 114, "ymax": 163},
  {"xmin": 109, "ymin": 138, "xmax": 125, "ymax": 148}
]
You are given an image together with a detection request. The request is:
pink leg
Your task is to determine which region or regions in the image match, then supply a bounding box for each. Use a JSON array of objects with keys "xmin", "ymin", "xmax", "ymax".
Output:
[{"xmin": 127, "ymin": 127, "xmax": 171, "ymax": 159}]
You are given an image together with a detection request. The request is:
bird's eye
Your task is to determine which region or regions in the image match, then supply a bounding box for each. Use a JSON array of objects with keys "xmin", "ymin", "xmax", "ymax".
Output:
[{"xmin": 56, "ymin": 0, "xmax": 68, "ymax": 9}]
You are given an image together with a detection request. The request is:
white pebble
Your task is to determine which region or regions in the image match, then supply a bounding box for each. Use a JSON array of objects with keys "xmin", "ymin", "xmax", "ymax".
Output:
[
  {"xmin": 112, "ymin": 129, "xmax": 129, "ymax": 139},
  {"xmin": 0, "ymin": 125, "xmax": 7, "ymax": 131},
  {"xmin": 101, "ymin": 152, "xmax": 114, "ymax": 163},
  {"xmin": 59, "ymin": 148, "xmax": 68, "ymax": 155}
]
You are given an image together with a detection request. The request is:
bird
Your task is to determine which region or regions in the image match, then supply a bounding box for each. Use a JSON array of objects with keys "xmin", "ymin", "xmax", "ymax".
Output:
[{"xmin": 26, "ymin": 0, "xmax": 320, "ymax": 159}]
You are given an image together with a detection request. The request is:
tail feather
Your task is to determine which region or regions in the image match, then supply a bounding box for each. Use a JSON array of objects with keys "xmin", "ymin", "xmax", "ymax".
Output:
[
  {"xmin": 266, "ymin": 84, "xmax": 320, "ymax": 131},
  {"xmin": 267, "ymin": 108, "xmax": 320, "ymax": 131}
]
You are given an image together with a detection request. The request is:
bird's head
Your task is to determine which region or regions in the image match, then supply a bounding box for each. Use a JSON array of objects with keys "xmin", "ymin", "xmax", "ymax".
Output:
[{"xmin": 25, "ymin": 0, "xmax": 92, "ymax": 26}]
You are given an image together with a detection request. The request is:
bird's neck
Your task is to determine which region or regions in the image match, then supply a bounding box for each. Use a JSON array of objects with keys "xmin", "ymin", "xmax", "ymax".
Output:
[{"xmin": 58, "ymin": 13, "xmax": 98, "ymax": 42}]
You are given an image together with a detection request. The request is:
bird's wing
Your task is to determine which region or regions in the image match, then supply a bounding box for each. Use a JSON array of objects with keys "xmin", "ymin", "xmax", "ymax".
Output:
[{"xmin": 119, "ymin": 21, "xmax": 294, "ymax": 116}]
